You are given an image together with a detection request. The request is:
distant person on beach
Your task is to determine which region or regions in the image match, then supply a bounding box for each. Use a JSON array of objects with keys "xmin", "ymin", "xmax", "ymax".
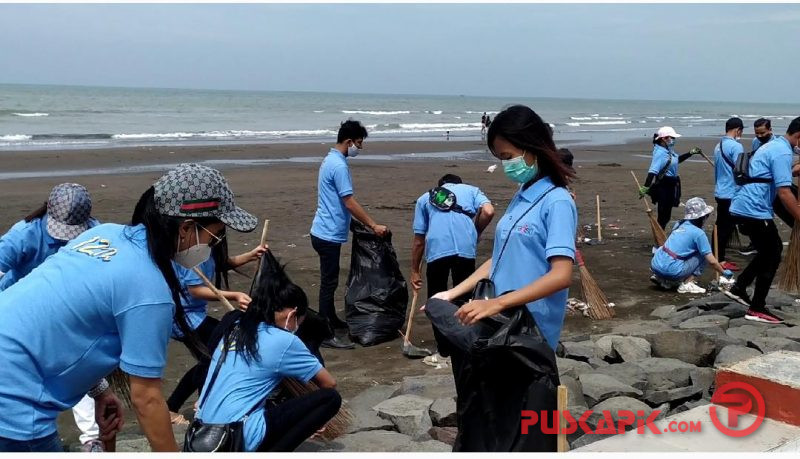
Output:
[
  {"xmin": 0, "ymin": 164, "xmax": 258, "ymax": 452},
  {"xmin": 481, "ymin": 112, "xmax": 487, "ymax": 136},
  {"xmin": 0, "ymin": 183, "xmax": 103, "ymax": 452},
  {"xmin": 713, "ymin": 117, "xmax": 745, "ymax": 272},
  {"xmin": 637, "ymin": 126, "xmax": 702, "ymax": 232},
  {"xmin": 310, "ymin": 120, "xmax": 388, "ymax": 350},
  {"xmin": 724, "ymin": 116, "xmax": 800, "ymax": 324},
  {"xmin": 650, "ymin": 197, "xmax": 733, "ymax": 293}
]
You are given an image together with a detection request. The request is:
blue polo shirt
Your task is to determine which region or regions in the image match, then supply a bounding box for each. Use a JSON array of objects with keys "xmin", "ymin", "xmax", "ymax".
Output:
[
  {"xmin": 171, "ymin": 258, "xmax": 215, "ymax": 338},
  {"xmin": 752, "ymin": 134, "xmax": 775, "ymax": 152},
  {"xmin": 196, "ymin": 323, "xmax": 323, "ymax": 451},
  {"xmin": 731, "ymin": 136, "xmax": 794, "ymax": 220},
  {"xmin": 489, "ymin": 177, "xmax": 577, "ymax": 350},
  {"xmin": 648, "ymin": 144, "xmax": 679, "ymax": 178},
  {"xmin": 0, "ymin": 223, "xmax": 175, "ymax": 441},
  {"xmin": 651, "ymin": 221, "xmax": 712, "ymax": 280},
  {"xmin": 0, "ymin": 216, "xmax": 98, "ymax": 291},
  {"xmin": 310, "ymin": 149, "xmax": 354, "ymax": 244},
  {"xmin": 714, "ymin": 136, "xmax": 744, "ymax": 199},
  {"xmin": 412, "ymin": 183, "xmax": 490, "ymax": 263}
]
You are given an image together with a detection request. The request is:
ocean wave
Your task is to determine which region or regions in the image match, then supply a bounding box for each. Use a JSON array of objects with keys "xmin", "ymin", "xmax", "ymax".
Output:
[
  {"xmin": 0, "ymin": 134, "xmax": 32, "ymax": 141},
  {"xmin": 313, "ymin": 110, "xmax": 324, "ymax": 113},
  {"xmin": 465, "ymin": 111, "xmax": 499, "ymax": 115},
  {"xmin": 565, "ymin": 121, "xmax": 630, "ymax": 127},
  {"xmin": 341, "ymin": 110, "xmax": 411, "ymax": 115},
  {"xmin": 113, "ymin": 129, "xmax": 337, "ymax": 141},
  {"xmin": 13, "ymin": 113, "xmax": 49, "ymax": 117},
  {"xmin": 569, "ymin": 116, "xmax": 626, "ymax": 121},
  {"xmin": 425, "ymin": 110, "xmax": 443, "ymax": 115},
  {"xmin": 667, "ymin": 116, "xmax": 703, "ymax": 119},
  {"xmin": 398, "ymin": 122, "xmax": 480, "ymax": 130}
]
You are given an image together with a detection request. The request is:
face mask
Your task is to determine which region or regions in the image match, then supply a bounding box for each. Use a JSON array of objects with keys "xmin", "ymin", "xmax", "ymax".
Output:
[
  {"xmin": 666, "ymin": 139, "xmax": 676, "ymax": 148},
  {"xmin": 174, "ymin": 225, "xmax": 212, "ymax": 269},
  {"xmin": 347, "ymin": 143, "xmax": 360, "ymax": 158},
  {"xmin": 502, "ymin": 154, "xmax": 538, "ymax": 184},
  {"xmin": 283, "ymin": 309, "xmax": 298, "ymax": 334},
  {"xmin": 757, "ymin": 135, "xmax": 771, "ymax": 145}
]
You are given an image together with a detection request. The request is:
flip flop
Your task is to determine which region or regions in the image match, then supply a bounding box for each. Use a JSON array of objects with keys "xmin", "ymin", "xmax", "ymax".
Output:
[{"xmin": 170, "ymin": 412, "xmax": 190, "ymax": 426}]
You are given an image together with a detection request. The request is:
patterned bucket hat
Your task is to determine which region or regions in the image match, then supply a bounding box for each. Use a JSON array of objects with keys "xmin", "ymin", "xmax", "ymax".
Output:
[
  {"xmin": 684, "ymin": 197, "xmax": 714, "ymax": 220},
  {"xmin": 46, "ymin": 183, "xmax": 93, "ymax": 241},
  {"xmin": 153, "ymin": 163, "xmax": 257, "ymax": 232}
]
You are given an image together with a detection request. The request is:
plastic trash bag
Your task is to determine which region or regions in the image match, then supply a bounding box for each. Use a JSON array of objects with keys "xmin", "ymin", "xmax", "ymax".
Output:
[
  {"xmin": 425, "ymin": 298, "xmax": 559, "ymax": 452},
  {"xmin": 344, "ymin": 221, "xmax": 408, "ymax": 346}
]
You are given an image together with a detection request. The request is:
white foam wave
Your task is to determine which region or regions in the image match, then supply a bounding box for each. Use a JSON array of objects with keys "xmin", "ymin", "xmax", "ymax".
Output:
[
  {"xmin": 0, "ymin": 134, "xmax": 32, "ymax": 141},
  {"xmin": 565, "ymin": 121, "xmax": 630, "ymax": 127},
  {"xmin": 569, "ymin": 116, "xmax": 626, "ymax": 121},
  {"xmin": 667, "ymin": 116, "xmax": 703, "ymax": 119},
  {"xmin": 313, "ymin": 110, "xmax": 324, "ymax": 113},
  {"xmin": 426, "ymin": 110, "xmax": 443, "ymax": 115},
  {"xmin": 398, "ymin": 122, "xmax": 480, "ymax": 130},
  {"xmin": 465, "ymin": 111, "xmax": 499, "ymax": 114},
  {"xmin": 113, "ymin": 129, "xmax": 337, "ymax": 141},
  {"xmin": 341, "ymin": 110, "xmax": 410, "ymax": 115},
  {"xmin": 13, "ymin": 113, "xmax": 49, "ymax": 117}
]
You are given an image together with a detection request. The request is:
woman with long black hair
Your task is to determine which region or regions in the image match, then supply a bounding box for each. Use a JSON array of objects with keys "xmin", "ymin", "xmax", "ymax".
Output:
[{"xmin": 0, "ymin": 163, "xmax": 257, "ymax": 452}]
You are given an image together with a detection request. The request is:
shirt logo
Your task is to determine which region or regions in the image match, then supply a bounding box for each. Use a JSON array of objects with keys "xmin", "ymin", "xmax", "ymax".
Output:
[
  {"xmin": 71, "ymin": 236, "xmax": 118, "ymax": 262},
  {"xmin": 517, "ymin": 223, "xmax": 533, "ymax": 235}
]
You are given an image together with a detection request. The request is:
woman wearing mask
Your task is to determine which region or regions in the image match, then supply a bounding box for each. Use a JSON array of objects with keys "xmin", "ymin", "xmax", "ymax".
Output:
[
  {"xmin": 637, "ymin": 127, "xmax": 702, "ymax": 231},
  {"xmin": 0, "ymin": 163, "xmax": 257, "ymax": 452}
]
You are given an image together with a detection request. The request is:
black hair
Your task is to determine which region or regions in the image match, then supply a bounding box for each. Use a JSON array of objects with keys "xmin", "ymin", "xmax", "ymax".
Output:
[
  {"xmin": 689, "ymin": 215, "xmax": 708, "ymax": 228},
  {"xmin": 211, "ymin": 241, "xmax": 232, "ymax": 290},
  {"xmin": 221, "ymin": 251, "xmax": 309, "ymax": 364},
  {"xmin": 754, "ymin": 118, "xmax": 772, "ymax": 130},
  {"xmin": 438, "ymin": 174, "xmax": 463, "ymax": 186},
  {"xmin": 725, "ymin": 117, "xmax": 744, "ymax": 132},
  {"xmin": 788, "ymin": 116, "xmax": 800, "ymax": 136},
  {"xmin": 130, "ymin": 186, "xmax": 221, "ymax": 359},
  {"xmin": 558, "ymin": 148, "xmax": 574, "ymax": 168},
  {"xmin": 24, "ymin": 202, "xmax": 48, "ymax": 223},
  {"xmin": 337, "ymin": 119, "xmax": 368, "ymax": 143},
  {"xmin": 487, "ymin": 104, "xmax": 575, "ymax": 187}
]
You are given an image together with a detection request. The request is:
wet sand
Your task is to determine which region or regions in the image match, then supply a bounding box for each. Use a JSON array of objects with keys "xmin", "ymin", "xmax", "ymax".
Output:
[{"xmin": 1, "ymin": 137, "xmax": 790, "ymax": 446}]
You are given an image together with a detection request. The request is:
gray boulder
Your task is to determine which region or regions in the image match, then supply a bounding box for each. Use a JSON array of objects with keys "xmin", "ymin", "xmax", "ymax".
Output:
[
  {"xmin": 696, "ymin": 326, "xmax": 746, "ymax": 356},
  {"xmin": 727, "ymin": 325, "xmax": 769, "ymax": 342},
  {"xmin": 678, "ymin": 314, "xmax": 730, "ymax": 331},
  {"xmin": 373, "ymin": 394, "xmax": 434, "ymax": 439},
  {"xmin": 560, "ymin": 375, "xmax": 588, "ymax": 409},
  {"xmin": 394, "ymin": 375, "xmax": 456, "ymax": 401},
  {"xmin": 557, "ymin": 357, "xmax": 594, "ymax": 379},
  {"xmin": 686, "ymin": 293, "xmax": 731, "ymax": 309},
  {"xmin": 562, "ymin": 340, "xmax": 597, "ymax": 361},
  {"xmin": 650, "ymin": 305, "xmax": 680, "ymax": 319},
  {"xmin": 346, "ymin": 384, "xmax": 399, "ymax": 433},
  {"xmin": 666, "ymin": 307, "xmax": 700, "ymax": 327},
  {"xmin": 748, "ymin": 337, "xmax": 800, "ymax": 353},
  {"xmin": 429, "ymin": 398, "xmax": 457, "ymax": 427},
  {"xmin": 579, "ymin": 373, "xmax": 642, "ymax": 406},
  {"xmin": 586, "ymin": 396, "xmax": 653, "ymax": 431},
  {"xmin": 714, "ymin": 345, "xmax": 762, "ymax": 368},
  {"xmin": 649, "ymin": 330, "xmax": 716, "ymax": 366},
  {"xmin": 634, "ymin": 357, "xmax": 697, "ymax": 391},
  {"xmin": 765, "ymin": 327, "xmax": 800, "ymax": 342},
  {"xmin": 699, "ymin": 303, "xmax": 747, "ymax": 319},
  {"xmin": 644, "ymin": 384, "xmax": 703, "ymax": 405},
  {"xmin": 690, "ymin": 367, "xmax": 716, "ymax": 397},
  {"xmin": 612, "ymin": 336, "xmax": 652, "ymax": 362},
  {"xmin": 594, "ymin": 335, "xmax": 617, "ymax": 360},
  {"xmin": 611, "ymin": 321, "xmax": 673, "ymax": 338},
  {"xmin": 588, "ymin": 357, "xmax": 610, "ymax": 368},
  {"xmin": 321, "ymin": 431, "xmax": 451, "ymax": 452},
  {"xmin": 591, "ymin": 362, "xmax": 648, "ymax": 391}
]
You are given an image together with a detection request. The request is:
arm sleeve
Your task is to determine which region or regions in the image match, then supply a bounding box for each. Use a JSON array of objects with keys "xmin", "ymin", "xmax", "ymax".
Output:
[
  {"xmin": 644, "ymin": 173, "xmax": 657, "ymax": 188},
  {"xmin": 412, "ymin": 196, "xmax": 429, "ymax": 235},
  {"xmin": 772, "ymin": 150, "xmax": 793, "ymax": 187},
  {"xmin": 332, "ymin": 165, "xmax": 354, "ymax": 198},
  {"xmin": 116, "ymin": 303, "xmax": 174, "ymax": 378},
  {"xmin": 474, "ymin": 188, "xmax": 491, "ymax": 208},
  {"xmin": 544, "ymin": 198, "xmax": 577, "ymax": 261},
  {"xmin": 0, "ymin": 226, "xmax": 27, "ymax": 273},
  {"xmin": 174, "ymin": 262, "xmax": 204, "ymax": 287},
  {"xmin": 648, "ymin": 151, "xmax": 667, "ymax": 175},
  {"xmin": 678, "ymin": 153, "xmax": 692, "ymax": 163},
  {"xmin": 279, "ymin": 336, "xmax": 325, "ymax": 383}
]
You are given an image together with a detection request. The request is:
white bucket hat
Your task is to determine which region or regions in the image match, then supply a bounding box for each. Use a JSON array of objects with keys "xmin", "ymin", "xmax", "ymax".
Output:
[
  {"xmin": 684, "ymin": 197, "xmax": 714, "ymax": 220},
  {"xmin": 656, "ymin": 126, "xmax": 682, "ymax": 139}
]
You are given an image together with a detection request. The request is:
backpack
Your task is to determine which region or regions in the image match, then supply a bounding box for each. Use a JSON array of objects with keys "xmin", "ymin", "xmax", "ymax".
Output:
[
  {"xmin": 428, "ymin": 186, "xmax": 476, "ymax": 218},
  {"xmin": 733, "ymin": 150, "xmax": 771, "ymax": 186}
]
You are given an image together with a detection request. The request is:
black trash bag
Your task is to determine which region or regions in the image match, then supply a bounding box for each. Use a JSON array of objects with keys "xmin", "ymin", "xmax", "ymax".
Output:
[
  {"xmin": 425, "ymin": 298, "xmax": 559, "ymax": 452},
  {"xmin": 344, "ymin": 220, "xmax": 408, "ymax": 346}
]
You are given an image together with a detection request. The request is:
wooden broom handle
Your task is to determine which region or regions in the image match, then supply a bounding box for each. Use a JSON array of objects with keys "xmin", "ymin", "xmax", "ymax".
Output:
[
  {"xmin": 630, "ymin": 171, "xmax": 654, "ymax": 213},
  {"xmin": 557, "ymin": 385, "xmax": 569, "ymax": 452},
  {"xmin": 403, "ymin": 260, "xmax": 423, "ymax": 343},
  {"xmin": 596, "ymin": 195, "xmax": 602, "ymax": 242},
  {"xmin": 698, "ymin": 150, "xmax": 715, "ymax": 167},
  {"xmin": 252, "ymin": 219, "xmax": 270, "ymax": 280},
  {"xmin": 193, "ymin": 266, "xmax": 237, "ymax": 312}
]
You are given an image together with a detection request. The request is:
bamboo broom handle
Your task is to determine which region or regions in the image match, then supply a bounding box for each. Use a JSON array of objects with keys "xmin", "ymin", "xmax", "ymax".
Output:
[
  {"xmin": 698, "ymin": 150, "xmax": 715, "ymax": 167},
  {"xmin": 403, "ymin": 259, "xmax": 424, "ymax": 344},
  {"xmin": 714, "ymin": 224, "xmax": 720, "ymax": 282},
  {"xmin": 193, "ymin": 266, "xmax": 237, "ymax": 312},
  {"xmin": 596, "ymin": 195, "xmax": 602, "ymax": 242},
  {"xmin": 557, "ymin": 385, "xmax": 569, "ymax": 452},
  {"xmin": 630, "ymin": 171, "xmax": 653, "ymax": 213},
  {"xmin": 252, "ymin": 219, "xmax": 270, "ymax": 280}
]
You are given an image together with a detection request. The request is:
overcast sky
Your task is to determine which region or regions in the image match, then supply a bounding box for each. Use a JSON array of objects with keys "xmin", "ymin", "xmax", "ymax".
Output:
[{"xmin": 1, "ymin": 3, "xmax": 798, "ymax": 103}]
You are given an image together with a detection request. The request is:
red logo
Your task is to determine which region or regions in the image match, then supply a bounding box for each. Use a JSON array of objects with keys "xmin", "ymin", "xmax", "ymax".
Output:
[{"xmin": 709, "ymin": 382, "xmax": 765, "ymax": 437}]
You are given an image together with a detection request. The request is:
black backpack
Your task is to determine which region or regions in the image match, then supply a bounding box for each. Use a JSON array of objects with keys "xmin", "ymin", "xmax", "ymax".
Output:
[{"xmin": 717, "ymin": 138, "xmax": 771, "ymax": 186}]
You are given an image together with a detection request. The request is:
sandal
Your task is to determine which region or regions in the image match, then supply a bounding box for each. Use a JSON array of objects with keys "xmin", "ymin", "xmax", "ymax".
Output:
[{"xmin": 170, "ymin": 411, "xmax": 190, "ymax": 426}]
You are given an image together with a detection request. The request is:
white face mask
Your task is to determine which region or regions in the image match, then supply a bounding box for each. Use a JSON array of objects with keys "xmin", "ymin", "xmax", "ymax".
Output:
[
  {"xmin": 347, "ymin": 143, "xmax": 360, "ymax": 157},
  {"xmin": 283, "ymin": 309, "xmax": 298, "ymax": 334},
  {"xmin": 174, "ymin": 225, "xmax": 212, "ymax": 269}
]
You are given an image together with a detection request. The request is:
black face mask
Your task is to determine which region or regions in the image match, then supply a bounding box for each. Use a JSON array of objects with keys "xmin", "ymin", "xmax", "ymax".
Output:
[{"xmin": 757, "ymin": 135, "xmax": 772, "ymax": 144}]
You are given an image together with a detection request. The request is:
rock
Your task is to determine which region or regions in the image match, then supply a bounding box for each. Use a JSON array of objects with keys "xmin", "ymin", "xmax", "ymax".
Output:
[
  {"xmin": 649, "ymin": 330, "xmax": 716, "ymax": 366},
  {"xmin": 611, "ymin": 321, "xmax": 673, "ymax": 338},
  {"xmin": 557, "ymin": 357, "xmax": 593, "ymax": 379},
  {"xmin": 678, "ymin": 314, "xmax": 730, "ymax": 331},
  {"xmin": 714, "ymin": 345, "xmax": 762, "ymax": 368},
  {"xmin": 594, "ymin": 335, "xmax": 617, "ymax": 360},
  {"xmin": 687, "ymin": 293, "xmax": 735, "ymax": 310},
  {"xmin": 696, "ymin": 326, "xmax": 745, "ymax": 356},
  {"xmin": 748, "ymin": 337, "xmax": 800, "ymax": 353},
  {"xmin": 346, "ymin": 384, "xmax": 399, "ymax": 433},
  {"xmin": 765, "ymin": 327, "xmax": 800, "ymax": 342},
  {"xmin": 666, "ymin": 307, "xmax": 700, "ymax": 327},
  {"xmin": 591, "ymin": 362, "xmax": 648, "ymax": 391},
  {"xmin": 322, "ymin": 431, "xmax": 451, "ymax": 452},
  {"xmin": 727, "ymin": 325, "xmax": 769, "ymax": 342},
  {"xmin": 650, "ymin": 305, "xmax": 679, "ymax": 319},
  {"xmin": 690, "ymin": 367, "xmax": 716, "ymax": 396},
  {"xmin": 562, "ymin": 340, "xmax": 597, "ymax": 361},
  {"xmin": 588, "ymin": 357, "xmax": 610, "ymax": 368},
  {"xmin": 428, "ymin": 427, "xmax": 457, "ymax": 446},
  {"xmin": 766, "ymin": 289, "xmax": 798, "ymax": 309},
  {"xmin": 699, "ymin": 303, "xmax": 747, "ymax": 319},
  {"xmin": 579, "ymin": 373, "xmax": 642, "ymax": 406},
  {"xmin": 644, "ymin": 384, "xmax": 703, "ymax": 405},
  {"xmin": 586, "ymin": 396, "xmax": 653, "ymax": 431},
  {"xmin": 373, "ymin": 395, "xmax": 434, "ymax": 439},
  {"xmin": 654, "ymin": 402, "xmax": 670, "ymax": 421},
  {"xmin": 560, "ymin": 375, "xmax": 588, "ymax": 409},
  {"xmin": 611, "ymin": 336, "xmax": 651, "ymax": 362},
  {"xmin": 394, "ymin": 375, "xmax": 456, "ymax": 401},
  {"xmin": 429, "ymin": 398, "xmax": 457, "ymax": 427},
  {"xmin": 634, "ymin": 357, "xmax": 697, "ymax": 391}
]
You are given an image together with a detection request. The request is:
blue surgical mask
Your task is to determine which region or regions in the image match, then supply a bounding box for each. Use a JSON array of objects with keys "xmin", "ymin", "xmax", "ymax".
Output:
[
  {"xmin": 666, "ymin": 139, "xmax": 676, "ymax": 148},
  {"xmin": 502, "ymin": 154, "xmax": 538, "ymax": 184}
]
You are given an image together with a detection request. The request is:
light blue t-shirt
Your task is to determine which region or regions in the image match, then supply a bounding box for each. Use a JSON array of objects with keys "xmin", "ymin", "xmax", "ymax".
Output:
[
  {"xmin": 489, "ymin": 177, "xmax": 577, "ymax": 350},
  {"xmin": 0, "ymin": 216, "xmax": 98, "ymax": 291},
  {"xmin": 714, "ymin": 136, "xmax": 744, "ymax": 199},
  {"xmin": 651, "ymin": 221, "xmax": 712, "ymax": 280},
  {"xmin": 412, "ymin": 183, "xmax": 490, "ymax": 263},
  {"xmin": 171, "ymin": 258, "xmax": 215, "ymax": 338},
  {"xmin": 648, "ymin": 144, "xmax": 679, "ymax": 178},
  {"xmin": 0, "ymin": 223, "xmax": 175, "ymax": 441},
  {"xmin": 310, "ymin": 148, "xmax": 354, "ymax": 244},
  {"xmin": 731, "ymin": 136, "xmax": 794, "ymax": 220},
  {"xmin": 196, "ymin": 324, "xmax": 323, "ymax": 451},
  {"xmin": 752, "ymin": 134, "xmax": 776, "ymax": 152}
]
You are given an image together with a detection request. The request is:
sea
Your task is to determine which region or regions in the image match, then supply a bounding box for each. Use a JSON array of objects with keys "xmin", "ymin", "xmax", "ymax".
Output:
[{"xmin": 1, "ymin": 83, "xmax": 797, "ymax": 151}]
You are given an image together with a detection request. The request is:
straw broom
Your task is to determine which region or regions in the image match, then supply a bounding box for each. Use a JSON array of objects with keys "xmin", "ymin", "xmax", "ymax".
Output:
[
  {"xmin": 575, "ymin": 249, "xmax": 613, "ymax": 320},
  {"xmin": 779, "ymin": 176, "xmax": 800, "ymax": 293},
  {"xmin": 630, "ymin": 171, "xmax": 667, "ymax": 247}
]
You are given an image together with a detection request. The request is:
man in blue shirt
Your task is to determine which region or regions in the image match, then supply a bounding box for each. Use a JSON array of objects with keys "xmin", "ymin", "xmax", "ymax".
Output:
[
  {"xmin": 752, "ymin": 117, "xmax": 776, "ymax": 153},
  {"xmin": 753, "ymin": 117, "xmax": 800, "ymax": 233},
  {"xmin": 713, "ymin": 117, "xmax": 745, "ymax": 271},
  {"xmin": 725, "ymin": 116, "xmax": 800, "ymax": 324},
  {"xmin": 310, "ymin": 120, "xmax": 388, "ymax": 349}
]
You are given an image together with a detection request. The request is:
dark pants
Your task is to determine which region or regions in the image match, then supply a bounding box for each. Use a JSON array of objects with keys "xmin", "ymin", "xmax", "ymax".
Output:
[
  {"xmin": 167, "ymin": 316, "xmax": 220, "ymax": 413},
  {"xmin": 734, "ymin": 217, "xmax": 783, "ymax": 310},
  {"xmin": 0, "ymin": 432, "xmax": 62, "ymax": 452},
  {"xmin": 426, "ymin": 255, "xmax": 476, "ymax": 355},
  {"xmin": 715, "ymin": 198, "xmax": 734, "ymax": 262},
  {"xmin": 257, "ymin": 388, "xmax": 342, "ymax": 452},
  {"xmin": 772, "ymin": 184, "xmax": 799, "ymax": 228},
  {"xmin": 311, "ymin": 235, "xmax": 343, "ymax": 323},
  {"xmin": 652, "ymin": 177, "xmax": 680, "ymax": 230}
]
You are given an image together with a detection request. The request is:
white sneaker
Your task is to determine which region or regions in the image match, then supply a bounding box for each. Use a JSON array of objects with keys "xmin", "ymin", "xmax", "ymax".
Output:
[{"xmin": 678, "ymin": 281, "xmax": 706, "ymax": 294}]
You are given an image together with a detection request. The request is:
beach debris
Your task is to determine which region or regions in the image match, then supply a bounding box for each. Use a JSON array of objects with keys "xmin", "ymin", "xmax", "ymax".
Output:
[
  {"xmin": 100, "ymin": 184, "xmax": 107, "ymax": 188},
  {"xmin": 287, "ymin": 243, "xmax": 297, "ymax": 248},
  {"xmin": 486, "ymin": 164, "xmax": 497, "ymax": 173},
  {"xmin": 567, "ymin": 298, "xmax": 589, "ymax": 317}
]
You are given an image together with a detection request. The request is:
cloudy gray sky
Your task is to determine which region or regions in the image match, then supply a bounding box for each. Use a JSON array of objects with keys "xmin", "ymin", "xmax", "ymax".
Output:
[{"xmin": 1, "ymin": 3, "xmax": 798, "ymax": 103}]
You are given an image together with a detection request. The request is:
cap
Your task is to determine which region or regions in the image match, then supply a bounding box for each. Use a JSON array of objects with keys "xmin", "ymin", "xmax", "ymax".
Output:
[
  {"xmin": 656, "ymin": 126, "xmax": 682, "ymax": 139},
  {"xmin": 684, "ymin": 197, "xmax": 714, "ymax": 220},
  {"xmin": 46, "ymin": 183, "xmax": 93, "ymax": 241},
  {"xmin": 153, "ymin": 163, "xmax": 257, "ymax": 232}
]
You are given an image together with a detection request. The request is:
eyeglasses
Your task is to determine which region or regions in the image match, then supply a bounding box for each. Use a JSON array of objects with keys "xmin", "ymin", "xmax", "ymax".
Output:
[{"xmin": 197, "ymin": 223, "xmax": 226, "ymax": 247}]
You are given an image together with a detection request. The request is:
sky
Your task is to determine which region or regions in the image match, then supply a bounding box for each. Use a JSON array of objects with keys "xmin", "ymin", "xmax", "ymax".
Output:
[{"xmin": 1, "ymin": 3, "xmax": 799, "ymax": 103}]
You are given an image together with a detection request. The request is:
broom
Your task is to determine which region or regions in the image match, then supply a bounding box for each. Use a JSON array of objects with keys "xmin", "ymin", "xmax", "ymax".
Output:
[
  {"xmin": 779, "ymin": 177, "xmax": 800, "ymax": 293},
  {"xmin": 575, "ymin": 249, "xmax": 614, "ymax": 320},
  {"xmin": 400, "ymin": 260, "xmax": 432, "ymax": 359},
  {"xmin": 631, "ymin": 171, "xmax": 667, "ymax": 247}
]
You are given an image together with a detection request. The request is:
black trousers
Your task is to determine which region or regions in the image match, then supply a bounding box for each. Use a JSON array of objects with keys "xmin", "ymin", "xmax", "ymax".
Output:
[
  {"xmin": 426, "ymin": 255, "xmax": 476, "ymax": 355},
  {"xmin": 652, "ymin": 177, "xmax": 680, "ymax": 230},
  {"xmin": 715, "ymin": 198, "xmax": 734, "ymax": 262},
  {"xmin": 167, "ymin": 316, "xmax": 219, "ymax": 413},
  {"xmin": 734, "ymin": 217, "xmax": 783, "ymax": 310},
  {"xmin": 257, "ymin": 388, "xmax": 342, "ymax": 452},
  {"xmin": 311, "ymin": 235, "xmax": 343, "ymax": 322}
]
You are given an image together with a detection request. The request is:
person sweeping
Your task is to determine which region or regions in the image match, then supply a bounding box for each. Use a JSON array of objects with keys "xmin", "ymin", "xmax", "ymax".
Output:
[{"xmin": 650, "ymin": 197, "xmax": 733, "ymax": 293}]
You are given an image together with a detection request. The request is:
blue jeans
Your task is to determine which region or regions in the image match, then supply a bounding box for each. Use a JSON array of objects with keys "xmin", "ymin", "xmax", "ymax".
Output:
[{"xmin": 0, "ymin": 432, "xmax": 62, "ymax": 452}]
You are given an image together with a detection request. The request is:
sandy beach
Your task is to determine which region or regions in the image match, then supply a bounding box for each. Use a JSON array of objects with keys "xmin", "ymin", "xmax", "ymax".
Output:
[{"xmin": 1, "ymin": 137, "xmax": 791, "ymax": 446}]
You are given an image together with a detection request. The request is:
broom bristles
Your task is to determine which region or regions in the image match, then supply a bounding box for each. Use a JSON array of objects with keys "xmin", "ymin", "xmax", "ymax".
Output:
[
  {"xmin": 578, "ymin": 265, "xmax": 614, "ymax": 320},
  {"xmin": 108, "ymin": 368, "xmax": 132, "ymax": 407},
  {"xmin": 779, "ymin": 225, "xmax": 800, "ymax": 293},
  {"xmin": 281, "ymin": 378, "xmax": 352, "ymax": 441},
  {"xmin": 729, "ymin": 226, "xmax": 742, "ymax": 250},
  {"xmin": 648, "ymin": 211, "xmax": 667, "ymax": 247}
]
